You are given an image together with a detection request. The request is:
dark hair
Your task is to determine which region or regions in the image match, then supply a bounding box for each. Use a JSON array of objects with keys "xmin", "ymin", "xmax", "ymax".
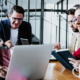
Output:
[
  {"xmin": 66, "ymin": 8, "xmax": 75, "ymax": 15},
  {"xmin": 10, "ymin": 5, "xmax": 24, "ymax": 16},
  {"xmin": 74, "ymin": 4, "xmax": 80, "ymax": 7},
  {"xmin": 74, "ymin": 4, "xmax": 80, "ymax": 9}
]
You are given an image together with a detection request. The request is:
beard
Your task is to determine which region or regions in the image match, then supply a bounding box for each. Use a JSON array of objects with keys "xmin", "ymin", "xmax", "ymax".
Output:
[
  {"xmin": 71, "ymin": 26, "xmax": 79, "ymax": 32},
  {"xmin": 74, "ymin": 28, "xmax": 79, "ymax": 32}
]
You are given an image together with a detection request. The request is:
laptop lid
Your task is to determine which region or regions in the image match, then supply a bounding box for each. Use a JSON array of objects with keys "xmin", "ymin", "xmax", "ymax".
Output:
[{"xmin": 6, "ymin": 45, "xmax": 52, "ymax": 80}]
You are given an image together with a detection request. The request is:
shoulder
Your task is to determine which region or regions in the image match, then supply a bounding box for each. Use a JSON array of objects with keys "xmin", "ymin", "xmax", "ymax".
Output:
[
  {"xmin": 20, "ymin": 21, "xmax": 31, "ymax": 30},
  {"xmin": 72, "ymin": 33, "xmax": 76, "ymax": 37},
  {"xmin": 22, "ymin": 21, "xmax": 31, "ymax": 27},
  {"xmin": 19, "ymin": 21, "xmax": 32, "ymax": 31},
  {"xmin": 73, "ymin": 33, "xmax": 79, "ymax": 37},
  {"xmin": 0, "ymin": 19, "xmax": 10, "ymax": 25},
  {"xmin": 71, "ymin": 33, "xmax": 77, "ymax": 39}
]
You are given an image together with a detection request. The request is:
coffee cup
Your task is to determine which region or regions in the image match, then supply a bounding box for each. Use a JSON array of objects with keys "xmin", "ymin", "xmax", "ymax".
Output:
[{"xmin": 72, "ymin": 64, "xmax": 80, "ymax": 78}]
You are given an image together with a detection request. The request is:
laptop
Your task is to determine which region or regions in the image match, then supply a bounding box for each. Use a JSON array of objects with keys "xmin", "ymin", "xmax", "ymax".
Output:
[{"xmin": 6, "ymin": 45, "xmax": 53, "ymax": 80}]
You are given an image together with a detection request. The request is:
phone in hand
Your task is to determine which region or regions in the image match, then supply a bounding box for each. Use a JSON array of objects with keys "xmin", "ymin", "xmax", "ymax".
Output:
[{"xmin": 20, "ymin": 38, "xmax": 29, "ymax": 45}]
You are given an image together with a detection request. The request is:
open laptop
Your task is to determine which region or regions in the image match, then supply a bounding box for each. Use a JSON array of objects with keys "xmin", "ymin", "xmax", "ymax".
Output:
[{"xmin": 6, "ymin": 45, "xmax": 53, "ymax": 80}]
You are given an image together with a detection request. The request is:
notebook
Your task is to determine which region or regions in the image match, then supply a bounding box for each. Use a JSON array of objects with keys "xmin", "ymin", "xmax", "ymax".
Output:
[{"xmin": 52, "ymin": 49, "xmax": 76, "ymax": 70}]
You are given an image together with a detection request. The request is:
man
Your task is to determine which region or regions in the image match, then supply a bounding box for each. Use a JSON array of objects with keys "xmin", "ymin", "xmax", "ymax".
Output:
[
  {"xmin": 0, "ymin": 5, "xmax": 32, "ymax": 48},
  {"xmin": 0, "ymin": 5, "xmax": 32, "ymax": 79},
  {"xmin": 53, "ymin": 8, "xmax": 79, "ymax": 53},
  {"xmin": 68, "ymin": 6, "xmax": 80, "ymax": 72}
]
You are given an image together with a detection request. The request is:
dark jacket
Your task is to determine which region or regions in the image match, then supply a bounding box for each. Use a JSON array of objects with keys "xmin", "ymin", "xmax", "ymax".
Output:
[{"xmin": 0, "ymin": 19, "xmax": 32, "ymax": 44}]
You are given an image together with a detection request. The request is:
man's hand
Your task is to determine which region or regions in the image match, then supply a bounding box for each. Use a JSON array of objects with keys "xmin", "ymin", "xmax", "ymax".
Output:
[
  {"xmin": 68, "ymin": 58, "xmax": 80, "ymax": 72},
  {"xmin": 0, "ymin": 66, "xmax": 8, "ymax": 79},
  {"xmin": 5, "ymin": 40, "xmax": 12, "ymax": 48},
  {"xmin": 53, "ymin": 42, "xmax": 61, "ymax": 50}
]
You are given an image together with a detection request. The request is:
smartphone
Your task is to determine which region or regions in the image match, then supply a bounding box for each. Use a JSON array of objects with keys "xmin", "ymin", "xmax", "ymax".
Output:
[{"xmin": 20, "ymin": 38, "xmax": 29, "ymax": 45}]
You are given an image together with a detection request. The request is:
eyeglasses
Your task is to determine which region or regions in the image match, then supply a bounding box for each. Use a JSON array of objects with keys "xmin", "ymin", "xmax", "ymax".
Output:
[
  {"xmin": 12, "ymin": 17, "xmax": 23, "ymax": 22},
  {"xmin": 72, "ymin": 15, "xmax": 80, "ymax": 25},
  {"xmin": 72, "ymin": 18, "xmax": 77, "ymax": 25}
]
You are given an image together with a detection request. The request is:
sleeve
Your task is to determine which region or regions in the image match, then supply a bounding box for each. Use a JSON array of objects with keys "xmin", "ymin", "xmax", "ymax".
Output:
[
  {"xmin": 0, "ymin": 21, "xmax": 2, "ymax": 38},
  {"xmin": 69, "ymin": 34, "xmax": 77, "ymax": 54},
  {"xmin": 0, "ymin": 21, "xmax": 5, "ymax": 41},
  {"xmin": 69, "ymin": 35, "xmax": 73, "ymax": 53},
  {"xmin": 73, "ymin": 48, "xmax": 80, "ymax": 59},
  {"xmin": 69, "ymin": 45, "xmax": 72, "ymax": 53}
]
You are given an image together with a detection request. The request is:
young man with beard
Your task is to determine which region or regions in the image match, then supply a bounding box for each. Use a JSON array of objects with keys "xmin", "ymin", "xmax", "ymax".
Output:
[
  {"xmin": 53, "ymin": 8, "xmax": 79, "ymax": 53},
  {"xmin": 69, "ymin": 5, "xmax": 80, "ymax": 72},
  {"xmin": 0, "ymin": 5, "xmax": 32, "ymax": 79},
  {"xmin": 0, "ymin": 5, "xmax": 32, "ymax": 48}
]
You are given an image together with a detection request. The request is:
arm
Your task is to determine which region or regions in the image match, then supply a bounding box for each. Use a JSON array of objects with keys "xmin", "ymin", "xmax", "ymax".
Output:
[
  {"xmin": 0, "ymin": 21, "xmax": 12, "ymax": 48},
  {"xmin": 0, "ymin": 21, "xmax": 6, "ymax": 41},
  {"xmin": 73, "ymin": 48, "xmax": 80, "ymax": 59},
  {"xmin": 0, "ymin": 20, "xmax": 10, "ymax": 42}
]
